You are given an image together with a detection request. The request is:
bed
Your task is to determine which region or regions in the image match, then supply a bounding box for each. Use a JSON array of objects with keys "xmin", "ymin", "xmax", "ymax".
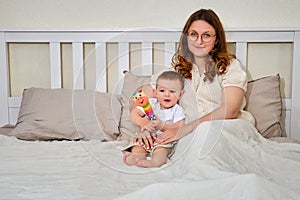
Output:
[{"xmin": 0, "ymin": 28, "xmax": 300, "ymax": 199}]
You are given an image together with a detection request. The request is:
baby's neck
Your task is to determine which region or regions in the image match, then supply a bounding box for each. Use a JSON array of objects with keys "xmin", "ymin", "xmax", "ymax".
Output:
[{"xmin": 159, "ymin": 103, "xmax": 176, "ymax": 110}]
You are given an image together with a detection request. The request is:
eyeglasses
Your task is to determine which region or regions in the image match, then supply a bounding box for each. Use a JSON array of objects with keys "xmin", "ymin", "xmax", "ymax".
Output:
[{"xmin": 187, "ymin": 31, "xmax": 216, "ymax": 43}]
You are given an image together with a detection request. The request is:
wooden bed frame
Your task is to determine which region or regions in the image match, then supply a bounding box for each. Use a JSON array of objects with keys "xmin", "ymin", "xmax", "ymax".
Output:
[{"xmin": 0, "ymin": 28, "xmax": 299, "ymax": 140}]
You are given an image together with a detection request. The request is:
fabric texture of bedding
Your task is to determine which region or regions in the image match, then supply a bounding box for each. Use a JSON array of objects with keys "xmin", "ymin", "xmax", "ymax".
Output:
[
  {"xmin": 9, "ymin": 88, "xmax": 121, "ymax": 141},
  {"xmin": 1, "ymin": 119, "xmax": 299, "ymax": 199}
]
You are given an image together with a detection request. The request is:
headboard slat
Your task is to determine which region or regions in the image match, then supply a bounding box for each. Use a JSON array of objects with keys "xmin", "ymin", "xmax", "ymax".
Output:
[
  {"xmin": 235, "ymin": 42, "xmax": 247, "ymax": 71},
  {"xmin": 290, "ymin": 31, "xmax": 300, "ymax": 139},
  {"xmin": 164, "ymin": 42, "xmax": 176, "ymax": 67},
  {"xmin": 95, "ymin": 42, "xmax": 107, "ymax": 92},
  {"xmin": 118, "ymin": 42, "xmax": 130, "ymax": 92},
  {"xmin": 0, "ymin": 32, "xmax": 9, "ymax": 125},
  {"xmin": 72, "ymin": 42, "xmax": 84, "ymax": 89},
  {"xmin": 50, "ymin": 42, "xmax": 62, "ymax": 88},
  {"xmin": 141, "ymin": 42, "xmax": 153, "ymax": 75},
  {"xmin": 8, "ymin": 97, "xmax": 21, "ymax": 125}
]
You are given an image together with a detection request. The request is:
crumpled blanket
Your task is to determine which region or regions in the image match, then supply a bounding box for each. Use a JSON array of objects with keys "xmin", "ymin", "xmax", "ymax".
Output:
[{"xmin": 0, "ymin": 119, "xmax": 299, "ymax": 199}]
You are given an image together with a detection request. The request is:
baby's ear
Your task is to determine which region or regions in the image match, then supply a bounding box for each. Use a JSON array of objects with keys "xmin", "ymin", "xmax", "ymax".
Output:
[
  {"xmin": 152, "ymin": 88, "xmax": 157, "ymax": 98},
  {"xmin": 179, "ymin": 90, "xmax": 185, "ymax": 98}
]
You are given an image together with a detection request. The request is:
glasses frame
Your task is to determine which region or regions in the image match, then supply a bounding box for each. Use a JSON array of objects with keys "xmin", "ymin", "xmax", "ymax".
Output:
[{"xmin": 186, "ymin": 31, "xmax": 216, "ymax": 43}]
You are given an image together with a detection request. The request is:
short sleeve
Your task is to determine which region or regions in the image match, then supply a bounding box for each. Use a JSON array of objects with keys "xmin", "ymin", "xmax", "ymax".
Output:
[
  {"xmin": 222, "ymin": 59, "xmax": 247, "ymax": 91},
  {"xmin": 173, "ymin": 104, "xmax": 185, "ymax": 123}
]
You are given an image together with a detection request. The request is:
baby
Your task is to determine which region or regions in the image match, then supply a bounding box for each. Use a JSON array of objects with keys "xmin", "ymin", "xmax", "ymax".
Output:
[{"xmin": 123, "ymin": 71, "xmax": 185, "ymax": 168}]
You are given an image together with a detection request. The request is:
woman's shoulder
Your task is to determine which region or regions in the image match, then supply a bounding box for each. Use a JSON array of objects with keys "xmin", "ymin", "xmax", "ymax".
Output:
[
  {"xmin": 228, "ymin": 58, "xmax": 242, "ymax": 68},
  {"xmin": 221, "ymin": 58, "xmax": 247, "ymax": 89},
  {"xmin": 226, "ymin": 58, "xmax": 246, "ymax": 74}
]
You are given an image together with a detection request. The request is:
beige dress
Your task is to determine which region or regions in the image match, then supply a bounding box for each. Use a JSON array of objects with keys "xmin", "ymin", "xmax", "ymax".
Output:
[{"xmin": 189, "ymin": 59, "xmax": 255, "ymax": 125}]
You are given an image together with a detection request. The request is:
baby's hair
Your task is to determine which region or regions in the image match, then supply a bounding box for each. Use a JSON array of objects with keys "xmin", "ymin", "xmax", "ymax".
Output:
[{"xmin": 156, "ymin": 71, "xmax": 185, "ymax": 89}]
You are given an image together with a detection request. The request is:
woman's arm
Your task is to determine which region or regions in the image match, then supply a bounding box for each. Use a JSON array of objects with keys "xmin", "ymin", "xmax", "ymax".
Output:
[
  {"xmin": 152, "ymin": 118, "xmax": 184, "ymax": 132},
  {"xmin": 198, "ymin": 86, "xmax": 244, "ymax": 122},
  {"xmin": 156, "ymin": 86, "xmax": 244, "ymax": 144}
]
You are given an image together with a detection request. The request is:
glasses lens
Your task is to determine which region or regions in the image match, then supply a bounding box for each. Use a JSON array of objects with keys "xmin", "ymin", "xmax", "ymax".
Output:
[
  {"xmin": 187, "ymin": 31, "xmax": 215, "ymax": 42},
  {"xmin": 202, "ymin": 33, "xmax": 212, "ymax": 42},
  {"xmin": 187, "ymin": 31, "xmax": 198, "ymax": 41}
]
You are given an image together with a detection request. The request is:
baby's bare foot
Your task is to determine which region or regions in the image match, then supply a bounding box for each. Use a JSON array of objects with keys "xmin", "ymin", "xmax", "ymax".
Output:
[
  {"xmin": 137, "ymin": 160, "xmax": 154, "ymax": 168},
  {"xmin": 123, "ymin": 151, "xmax": 131, "ymax": 162},
  {"xmin": 123, "ymin": 152, "xmax": 140, "ymax": 166}
]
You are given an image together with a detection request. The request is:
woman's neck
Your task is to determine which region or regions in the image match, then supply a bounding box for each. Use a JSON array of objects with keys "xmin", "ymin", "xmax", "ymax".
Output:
[{"xmin": 194, "ymin": 57, "xmax": 207, "ymax": 75}]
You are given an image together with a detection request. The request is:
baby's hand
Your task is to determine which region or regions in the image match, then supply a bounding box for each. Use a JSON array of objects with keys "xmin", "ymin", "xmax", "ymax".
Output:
[
  {"xmin": 138, "ymin": 116, "xmax": 155, "ymax": 133},
  {"xmin": 151, "ymin": 117, "xmax": 165, "ymax": 131}
]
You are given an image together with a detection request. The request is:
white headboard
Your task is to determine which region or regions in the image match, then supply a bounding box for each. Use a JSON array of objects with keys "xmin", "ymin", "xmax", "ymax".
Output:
[{"xmin": 0, "ymin": 28, "xmax": 299, "ymax": 140}]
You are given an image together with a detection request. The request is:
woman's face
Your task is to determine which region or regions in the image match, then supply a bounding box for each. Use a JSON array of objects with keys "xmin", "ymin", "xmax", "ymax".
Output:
[{"xmin": 187, "ymin": 20, "xmax": 217, "ymax": 58}]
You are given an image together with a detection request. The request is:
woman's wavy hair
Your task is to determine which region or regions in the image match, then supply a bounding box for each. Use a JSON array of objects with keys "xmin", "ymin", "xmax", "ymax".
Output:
[{"xmin": 172, "ymin": 9, "xmax": 235, "ymax": 82}]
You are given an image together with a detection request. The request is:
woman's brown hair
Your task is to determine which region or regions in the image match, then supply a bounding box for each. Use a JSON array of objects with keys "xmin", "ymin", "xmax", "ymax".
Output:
[{"xmin": 172, "ymin": 9, "xmax": 235, "ymax": 82}]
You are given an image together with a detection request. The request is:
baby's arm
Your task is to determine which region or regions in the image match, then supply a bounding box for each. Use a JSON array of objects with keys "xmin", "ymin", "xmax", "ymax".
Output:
[
  {"xmin": 130, "ymin": 108, "xmax": 155, "ymax": 133},
  {"xmin": 130, "ymin": 108, "xmax": 157, "ymax": 149}
]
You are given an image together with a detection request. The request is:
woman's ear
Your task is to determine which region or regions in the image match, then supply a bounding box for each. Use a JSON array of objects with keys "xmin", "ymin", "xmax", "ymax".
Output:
[{"xmin": 214, "ymin": 38, "xmax": 218, "ymax": 45}]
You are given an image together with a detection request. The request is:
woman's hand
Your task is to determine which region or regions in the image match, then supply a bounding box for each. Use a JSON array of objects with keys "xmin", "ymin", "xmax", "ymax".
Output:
[
  {"xmin": 155, "ymin": 120, "xmax": 199, "ymax": 144},
  {"xmin": 134, "ymin": 130, "xmax": 157, "ymax": 149},
  {"xmin": 155, "ymin": 126, "xmax": 181, "ymax": 144}
]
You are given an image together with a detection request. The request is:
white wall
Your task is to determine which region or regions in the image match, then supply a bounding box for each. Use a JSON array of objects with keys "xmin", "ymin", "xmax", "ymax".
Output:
[{"xmin": 0, "ymin": 0, "xmax": 299, "ymax": 29}]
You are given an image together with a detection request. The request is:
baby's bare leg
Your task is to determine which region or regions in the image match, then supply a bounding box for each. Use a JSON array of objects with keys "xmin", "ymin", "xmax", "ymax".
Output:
[
  {"xmin": 123, "ymin": 145, "xmax": 147, "ymax": 166},
  {"xmin": 137, "ymin": 147, "xmax": 171, "ymax": 168}
]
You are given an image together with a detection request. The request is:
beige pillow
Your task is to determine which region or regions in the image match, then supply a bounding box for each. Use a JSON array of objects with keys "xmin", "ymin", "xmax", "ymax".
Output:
[
  {"xmin": 9, "ymin": 88, "xmax": 121, "ymax": 141},
  {"xmin": 118, "ymin": 72, "xmax": 151, "ymax": 141},
  {"xmin": 244, "ymin": 74, "xmax": 283, "ymax": 138}
]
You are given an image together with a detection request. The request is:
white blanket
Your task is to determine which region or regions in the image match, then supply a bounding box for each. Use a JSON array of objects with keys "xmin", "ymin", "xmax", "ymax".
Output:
[{"xmin": 0, "ymin": 119, "xmax": 299, "ymax": 199}]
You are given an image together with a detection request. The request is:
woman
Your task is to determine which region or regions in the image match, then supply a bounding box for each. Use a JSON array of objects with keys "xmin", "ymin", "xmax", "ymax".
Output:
[{"xmin": 155, "ymin": 8, "xmax": 255, "ymax": 145}]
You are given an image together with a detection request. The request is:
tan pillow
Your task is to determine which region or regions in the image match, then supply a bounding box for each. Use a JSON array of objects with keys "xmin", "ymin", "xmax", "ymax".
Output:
[
  {"xmin": 9, "ymin": 88, "xmax": 121, "ymax": 141},
  {"xmin": 118, "ymin": 72, "xmax": 151, "ymax": 141},
  {"xmin": 244, "ymin": 74, "xmax": 282, "ymax": 138},
  {"xmin": 269, "ymin": 137, "xmax": 300, "ymax": 144}
]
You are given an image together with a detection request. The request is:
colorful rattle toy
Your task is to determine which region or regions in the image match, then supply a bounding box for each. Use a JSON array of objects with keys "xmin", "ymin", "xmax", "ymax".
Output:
[{"xmin": 132, "ymin": 89, "xmax": 156, "ymax": 120}]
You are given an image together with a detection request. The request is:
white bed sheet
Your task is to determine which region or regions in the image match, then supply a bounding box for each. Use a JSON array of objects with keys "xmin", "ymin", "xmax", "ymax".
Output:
[{"xmin": 0, "ymin": 119, "xmax": 299, "ymax": 200}]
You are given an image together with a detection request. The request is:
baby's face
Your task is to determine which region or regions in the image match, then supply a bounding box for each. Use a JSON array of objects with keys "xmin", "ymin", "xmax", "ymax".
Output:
[{"xmin": 155, "ymin": 79, "xmax": 184, "ymax": 109}]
